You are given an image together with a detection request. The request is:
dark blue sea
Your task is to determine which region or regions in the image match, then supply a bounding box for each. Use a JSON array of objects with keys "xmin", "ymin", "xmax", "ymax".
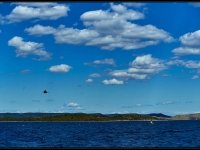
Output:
[{"xmin": 1, "ymin": 121, "xmax": 200, "ymax": 148}]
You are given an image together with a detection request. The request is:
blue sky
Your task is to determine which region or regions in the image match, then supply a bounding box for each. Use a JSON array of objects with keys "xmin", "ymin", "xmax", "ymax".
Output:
[{"xmin": 1, "ymin": 2, "xmax": 200, "ymax": 115}]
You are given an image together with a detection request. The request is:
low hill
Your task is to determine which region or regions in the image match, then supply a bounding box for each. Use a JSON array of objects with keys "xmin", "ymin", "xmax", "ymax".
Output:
[
  {"xmin": 2, "ymin": 112, "xmax": 200, "ymax": 121},
  {"xmin": 171, "ymin": 113, "xmax": 200, "ymax": 120},
  {"xmin": 147, "ymin": 113, "xmax": 171, "ymax": 118},
  {"xmin": 0, "ymin": 113, "xmax": 63, "ymax": 118},
  {"xmin": 0, "ymin": 113, "xmax": 160, "ymax": 121}
]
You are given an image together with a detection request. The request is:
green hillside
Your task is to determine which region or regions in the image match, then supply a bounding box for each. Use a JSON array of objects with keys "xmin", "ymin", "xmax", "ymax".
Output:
[
  {"xmin": 0, "ymin": 113, "xmax": 160, "ymax": 121},
  {"xmin": 1, "ymin": 112, "xmax": 200, "ymax": 121}
]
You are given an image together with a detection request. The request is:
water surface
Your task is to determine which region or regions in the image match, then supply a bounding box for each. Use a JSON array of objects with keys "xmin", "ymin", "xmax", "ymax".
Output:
[{"xmin": 1, "ymin": 120, "xmax": 200, "ymax": 148}]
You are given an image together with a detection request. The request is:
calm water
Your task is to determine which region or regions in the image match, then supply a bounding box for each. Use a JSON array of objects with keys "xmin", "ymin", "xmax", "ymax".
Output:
[{"xmin": 1, "ymin": 121, "xmax": 200, "ymax": 148}]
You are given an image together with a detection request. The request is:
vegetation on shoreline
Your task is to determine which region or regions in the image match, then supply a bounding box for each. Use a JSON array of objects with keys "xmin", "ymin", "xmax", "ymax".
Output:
[
  {"xmin": 172, "ymin": 113, "xmax": 200, "ymax": 120},
  {"xmin": 0, "ymin": 113, "xmax": 164, "ymax": 121},
  {"xmin": 0, "ymin": 112, "xmax": 199, "ymax": 121}
]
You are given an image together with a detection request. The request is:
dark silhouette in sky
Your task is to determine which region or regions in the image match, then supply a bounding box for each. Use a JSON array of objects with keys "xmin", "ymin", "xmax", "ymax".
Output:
[{"xmin": 43, "ymin": 90, "xmax": 48, "ymax": 94}]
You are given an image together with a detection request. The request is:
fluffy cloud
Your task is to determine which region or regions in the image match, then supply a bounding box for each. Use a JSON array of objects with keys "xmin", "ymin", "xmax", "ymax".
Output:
[
  {"xmin": 81, "ymin": 4, "xmax": 144, "ymax": 23},
  {"xmin": 55, "ymin": 27, "xmax": 99, "ymax": 45},
  {"xmin": 184, "ymin": 61, "xmax": 200, "ymax": 68},
  {"xmin": 49, "ymin": 64, "xmax": 71, "ymax": 73},
  {"xmin": 59, "ymin": 102, "xmax": 83, "ymax": 112},
  {"xmin": 110, "ymin": 70, "xmax": 148, "ymax": 80},
  {"xmin": 110, "ymin": 54, "xmax": 166, "ymax": 80},
  {"xmin": 6, "ymin": 3, "xmax": 69, "ymax": 23},
  {"xmin": 25, "ymin": 24, "xmax": 56, "ymax": 35},
  {"xmin": 173, "ymin": 47, "xmax": 200, "ymax": 55},
  {"xmin": 66, "ymin": 102, "xmax": 82, "ymax": 110},
  {"xmin": 130, "ymin": 54, "xmax": 166, "ymax": 72},
  {"xmin": 8, "ymin": 36, "xmax": 51, "ymax": 60},
  {"xmin": 167, "ymin": 59, "xmax": 200, "ymax": 69},
  {"xmin": 67, "ymin": 102, "xmax": 79, "ymax": 107},
  {"xmin": 25, "ymin": 24, "xmax": 99, "ymax": 44},
  {"xmin": 25, "ymin": 3, "xmax": 173, "ymax": 50},
  {"xmin": 80, "ymin": 3, "xmax": 174, "ymax": 50},
  {"xmin": 173, "ymin": 30, "xmax": 200, "ymax": 56},
  {"xmin": 102, "ymin": 78, "xmax": 124, "ymax": 85},
  {"xmin": 167, "ymin": 59, "xmax": 200, "ymax": 78},
  {"xmin": 180, "ymin": 30, "xmax": 200, "ymax": 47}
]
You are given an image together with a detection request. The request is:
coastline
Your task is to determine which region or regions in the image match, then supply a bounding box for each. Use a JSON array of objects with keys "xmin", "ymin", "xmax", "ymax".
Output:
[
  {"xmin": 0, "ymin": 119, "xmax": 190, "ymax": 122},
  {"xmin": 0, "ymin": 112, "xmax": 197, "ymax": 122}
]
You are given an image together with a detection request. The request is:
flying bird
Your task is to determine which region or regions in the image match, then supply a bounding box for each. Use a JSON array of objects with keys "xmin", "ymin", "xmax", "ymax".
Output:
[{"xmin": 43, "ymin": 90, "xmax": 48, "ymax": 94}]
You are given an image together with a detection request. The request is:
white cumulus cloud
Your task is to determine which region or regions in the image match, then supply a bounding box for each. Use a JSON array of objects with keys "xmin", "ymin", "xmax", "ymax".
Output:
[
  {"xmin": 110, "ymin": 70, "xmax": 148, "ymax": 80},
  {"xmin": 180, "ymin": 30, "xmax": 200, "ymax": 47},
  {"xmin": 25, "ymin": 24, "xmax": 56, "ymax": 35},
  {"xmin": 80, "ymin": 3, "xmax": 173, "ymax": 50},
  {"xmin": 49, "ymin": 64, "xmax": 71, "ymax": 73},
  {"xmin": 25, "ymin": 3, "xmax": 174, "ymax": 50},
  {"xmin": 173, "ymin": 30, "xmax": 200, "ymax": 56},
  {"xmin": 59, "ymin": 101, "xmax": 83, "ymax": 112},
  {"xmin": 102, "ymin": 78, "xmax": 124, "ymax": 85},
  {"xmin": 173, "ymin": 47, "xmax": 200, "ymax": 55},
  {"xmin": 8, "ymin": 36, "xmax": 51, "ymax": 60},
  {"xmin": 55, "ymin": 27, "xmax": 99, "ymax": 45},
  {"xmin": 67, "ymin": 102, "xmax": 79, "ymax": 107},
  {"xmin": 110, "ymin": 54, "xmax": 166, "ymax": 80},
  {"xmin": 6, "ymin": 2, "xmax": 69, "ymax": 23},
  {"xmin": 167, "ymin": 59, "xmax": 200, "ymax": 69}
]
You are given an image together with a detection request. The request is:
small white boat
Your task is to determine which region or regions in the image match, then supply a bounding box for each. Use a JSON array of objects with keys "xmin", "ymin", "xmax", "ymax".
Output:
[{"xmin": 150, "ymin": 120, "xmax": 154, "ymax": 124}]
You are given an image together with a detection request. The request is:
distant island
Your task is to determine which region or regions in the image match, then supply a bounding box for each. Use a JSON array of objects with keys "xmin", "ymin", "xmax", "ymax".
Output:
[{"xmin": 0, "ymin": 113, "xmax": 199, "ymax": 121}]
